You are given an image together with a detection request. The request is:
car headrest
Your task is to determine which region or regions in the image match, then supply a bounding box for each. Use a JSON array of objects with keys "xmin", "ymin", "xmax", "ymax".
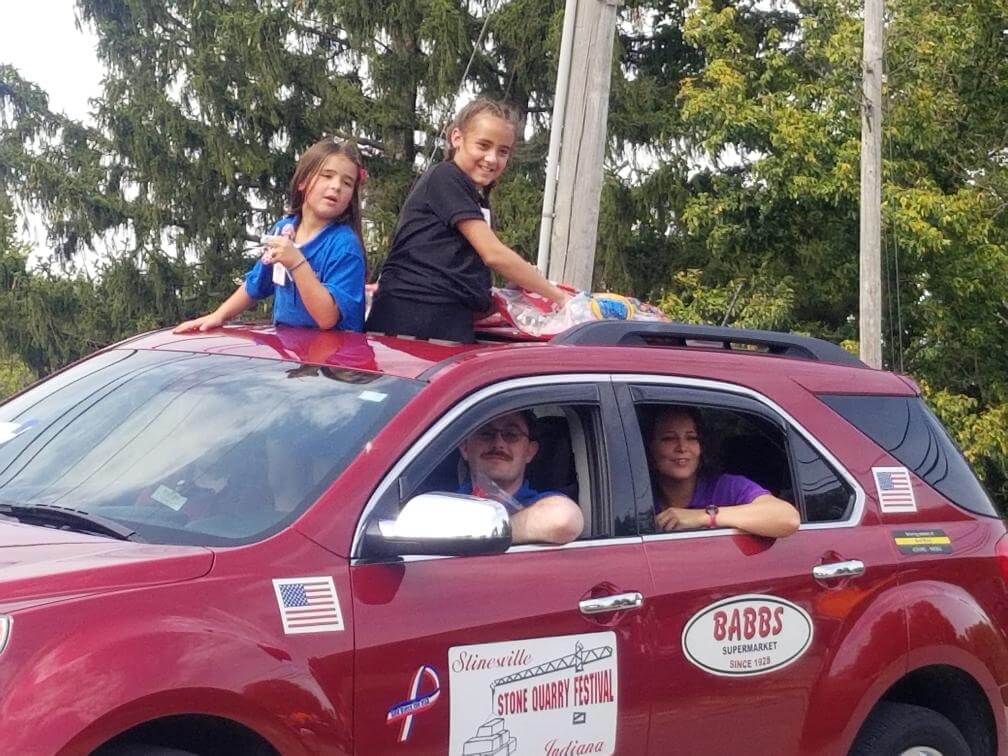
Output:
[{"xmin": 526, "ymin": 416, "xmax": 576, "ymax": 494}]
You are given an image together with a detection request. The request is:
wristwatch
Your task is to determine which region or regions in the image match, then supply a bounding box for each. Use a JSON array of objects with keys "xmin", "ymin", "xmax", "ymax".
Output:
[{"xmin": 705, "ymin": 504, "xmax": 720, "ymax": 528}]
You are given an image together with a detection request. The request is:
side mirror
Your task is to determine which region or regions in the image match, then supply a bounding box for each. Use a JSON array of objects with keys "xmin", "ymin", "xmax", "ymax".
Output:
[{"xmin": 363, "ymin": 492, "xmax": 512, "ymax": 558}]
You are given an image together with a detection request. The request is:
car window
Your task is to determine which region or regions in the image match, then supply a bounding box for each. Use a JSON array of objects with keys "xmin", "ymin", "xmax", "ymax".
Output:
[
  {"xmin": 631, "ymin": 399, "xmax": 860, "ymax": 528},
  {"xmin": 414, "ymin": 404, "xmax": 605, "ymax": 541},
  {"xmin": 633, "ymin": 403, "xmax": 796, "ymax": 532},
  {"xmin": 0, "ymin": 348, "xmax": 421, "ymax": 546},
  {"xmin": 788, "ymin": 432, "xmax": 856, "ymax": 522},
  {"xmin": 819, "ymin": 394, "xmax": 998, "ymax": 518},
  {"xmin": 369, "ymin": 396, "xmax": 631, "ymax": 545}
]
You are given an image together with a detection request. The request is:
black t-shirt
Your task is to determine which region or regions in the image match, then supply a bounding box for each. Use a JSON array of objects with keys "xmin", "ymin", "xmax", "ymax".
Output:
[{"xmin": 375, "ymin": 161, "xmax": 493, "ymax": 311}]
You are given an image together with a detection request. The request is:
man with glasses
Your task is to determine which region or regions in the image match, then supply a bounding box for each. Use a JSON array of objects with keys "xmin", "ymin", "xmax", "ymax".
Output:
[{"xmin": 457, "ymin": 411, "xmax": 584, "ymax": 545}]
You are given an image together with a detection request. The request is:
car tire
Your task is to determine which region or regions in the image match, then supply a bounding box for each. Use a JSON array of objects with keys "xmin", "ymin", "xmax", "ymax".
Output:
[
  {"xmin": 849, "ymin": 702, "xmax": 970, "ymax": 756},
  {"xmin": 94, "ymin": 745, "xmax": 196, "ymax": 756}
]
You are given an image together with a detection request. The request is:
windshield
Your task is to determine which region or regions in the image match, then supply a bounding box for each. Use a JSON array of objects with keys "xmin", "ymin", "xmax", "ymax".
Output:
[{"xmin": 0, "ymin": 348, "xmax": 421, "ymax": 545}]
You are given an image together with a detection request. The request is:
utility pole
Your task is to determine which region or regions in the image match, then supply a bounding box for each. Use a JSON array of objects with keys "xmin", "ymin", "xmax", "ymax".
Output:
[
  {"xmin": 538, "ymin": 0, "xmax": 620, "ymax": 291},
  {"xmin": 859, "ymin": 0, "xmax": 884, "ymax": 368},
  {"xmin": 537, "ymin": 0, "xmax": 578, "ymax": 275}
]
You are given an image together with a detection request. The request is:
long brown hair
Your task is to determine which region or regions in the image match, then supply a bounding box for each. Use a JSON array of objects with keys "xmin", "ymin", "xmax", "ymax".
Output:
[
  {"xmin": 443, "ymin": 97, "xmax": 519, "ymax": 163},
  {"xmin": 288, "ymin": 138, "xmax": 366, "ymax": 253}
]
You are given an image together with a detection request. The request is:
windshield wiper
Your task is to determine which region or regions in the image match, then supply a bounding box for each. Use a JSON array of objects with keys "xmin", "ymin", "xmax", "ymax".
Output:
[{"xmin": 0, "ymin": 502, "xmax": 141, "ymax": 542}]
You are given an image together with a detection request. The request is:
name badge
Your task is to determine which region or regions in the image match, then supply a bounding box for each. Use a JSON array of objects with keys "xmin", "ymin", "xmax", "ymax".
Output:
[{"xmin": 272, "ymin": 262, "xmax": 288, "ymax": 286}]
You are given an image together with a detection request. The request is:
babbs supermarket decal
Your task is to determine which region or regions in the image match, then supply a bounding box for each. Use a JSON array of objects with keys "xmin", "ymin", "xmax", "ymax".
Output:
[
  {"xmin": 448, "ymin": 632, "xmax": 618, "ymax": 756},
  {"xmin": 682, "ymin": 595, "xmax": 813, "ymax": 676}
]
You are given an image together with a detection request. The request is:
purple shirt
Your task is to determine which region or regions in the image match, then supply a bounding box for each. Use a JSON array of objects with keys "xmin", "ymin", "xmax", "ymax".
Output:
[{"xmin": 684, "ymin": 474, "xmax": 769, "ymax": 510}]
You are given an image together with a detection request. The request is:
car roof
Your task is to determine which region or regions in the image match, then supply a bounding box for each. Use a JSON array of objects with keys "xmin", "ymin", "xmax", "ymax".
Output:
[
  {"xmin": 115, "ymin": 324, "xmax": 485, "ymax": 380},
  {"xmin": 113, "ymin": 321, "xmax": 914, "ymax": 395}
]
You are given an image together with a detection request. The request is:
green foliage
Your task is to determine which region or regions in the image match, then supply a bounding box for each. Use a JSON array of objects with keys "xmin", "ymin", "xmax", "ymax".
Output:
[
  {"xmin": 0, "ymin": 242, "xmax": 270, "ymax": 378},
  {"xmin": 656, "ymin": 268, "xmax": 796, "ymax": 330},
  {"xmin": 925, "ymin": 386, "xmax": 1008, "ymax": 508},
  {"xmin": 0, "ymin": 179, "xmax": 265, "ymax": 377},
  {"xmin": 0, "ymin": 349, "xmax": 34, "ymax": 400},
  {"xmin": 667, "ymin": 0, "xmax": 1008, "ymax": 505}
]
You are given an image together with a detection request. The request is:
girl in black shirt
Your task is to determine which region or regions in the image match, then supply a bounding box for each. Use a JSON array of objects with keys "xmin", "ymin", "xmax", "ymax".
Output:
[{"xmin": 367, "ymin": 98, "xmax": 570, "ymax": 342}]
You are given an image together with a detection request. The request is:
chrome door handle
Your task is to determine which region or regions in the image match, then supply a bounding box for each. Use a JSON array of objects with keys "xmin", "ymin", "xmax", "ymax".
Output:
[
  {"xmin": 579, "ymin": 592, "xmax": 644, "ymax": 615},
  {"xmin": 813, "ymin": 560, "xmax": 865, "ymax": 580}
]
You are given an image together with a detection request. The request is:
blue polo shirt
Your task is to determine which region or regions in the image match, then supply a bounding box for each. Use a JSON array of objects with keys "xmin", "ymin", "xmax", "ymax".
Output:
[
  {"xmin": 458, "ymin": 480, "xmax": 553, "ymax": 514},
  {"xmin": 245, "ymin": 216, "xmax": 366, "ymax": 331}
]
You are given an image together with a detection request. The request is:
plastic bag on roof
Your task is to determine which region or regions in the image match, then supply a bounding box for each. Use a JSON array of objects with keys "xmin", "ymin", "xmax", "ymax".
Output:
[{"xmin": 490, "ymin": 286, "xmax": 669, "ymax": 338}]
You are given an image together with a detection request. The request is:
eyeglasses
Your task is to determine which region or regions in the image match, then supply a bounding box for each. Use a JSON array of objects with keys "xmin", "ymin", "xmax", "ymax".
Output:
[{"xmin": 473, "ymin": 426, "xmax": 530, "ymax": 444}]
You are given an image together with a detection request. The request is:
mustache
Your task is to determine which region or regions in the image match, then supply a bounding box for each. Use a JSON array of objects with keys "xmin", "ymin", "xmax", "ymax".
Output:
[{"xmin": 480, "ymin": 451, "xmax": 513, "ymax": 461}]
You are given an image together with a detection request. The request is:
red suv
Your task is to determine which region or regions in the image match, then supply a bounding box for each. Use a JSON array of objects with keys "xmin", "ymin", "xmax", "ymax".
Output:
[{"xmin": 0, "ymin": 321, "xmax": 1005, "ymax": 755}]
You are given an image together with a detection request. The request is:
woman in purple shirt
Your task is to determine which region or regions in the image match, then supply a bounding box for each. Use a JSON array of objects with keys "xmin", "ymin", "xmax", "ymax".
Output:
[{"xmin": 648, "ymin": 407, "xmax": 800, "ymax": 538}]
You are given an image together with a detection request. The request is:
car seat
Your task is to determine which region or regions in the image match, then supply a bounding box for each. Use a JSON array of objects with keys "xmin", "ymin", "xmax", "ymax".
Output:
[
  {"xmin": 718, "ymin": 433, "xmax": 793, "ymax": 501},
  {"xmin": 525, "ymin": 416, "xmax": 578, "ymax": 501}
]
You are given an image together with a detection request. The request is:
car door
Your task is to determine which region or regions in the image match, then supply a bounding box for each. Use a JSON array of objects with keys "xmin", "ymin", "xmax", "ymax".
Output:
[
  {"xmin": 349, "ymin": 378, "xmax": 653, "ymax": 755},
  {"xmin": 615, "ymin": 380, "xmax": 904, "ymax": 755}
]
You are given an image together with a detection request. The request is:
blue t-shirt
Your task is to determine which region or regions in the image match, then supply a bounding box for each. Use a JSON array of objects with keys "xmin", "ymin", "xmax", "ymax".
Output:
[
  {"xmin": 458, "ymin": 479, "xmax": 553, "ymax": 514},
  {"xmin": 245, "ymin": 216, "xmax": 365, "ymax": 331}
]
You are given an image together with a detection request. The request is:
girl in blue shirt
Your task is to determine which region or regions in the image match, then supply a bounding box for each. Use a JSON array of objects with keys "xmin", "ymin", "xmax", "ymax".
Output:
[{"xmin": 175, "ymin": 139, "xmax": 367, "ymax": 333}]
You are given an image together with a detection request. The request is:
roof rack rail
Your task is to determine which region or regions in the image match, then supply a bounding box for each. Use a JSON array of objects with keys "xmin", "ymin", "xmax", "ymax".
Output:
[{"xmin": 552, "ymin": 321, "xmax": 866, "ymax": 368}]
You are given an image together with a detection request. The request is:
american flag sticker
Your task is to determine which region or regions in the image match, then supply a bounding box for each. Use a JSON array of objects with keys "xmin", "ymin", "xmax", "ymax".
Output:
[
  {"xmin": 872, "ymin": 467, "xmax": 917, "ymax": 513},
  {"xmin": 272, "ymin": 576, "xmax": 345, "ymax": 634}
]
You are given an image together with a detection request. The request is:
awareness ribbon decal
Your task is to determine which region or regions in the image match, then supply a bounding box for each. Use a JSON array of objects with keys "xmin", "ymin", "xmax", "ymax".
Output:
[{"xmin": 386, "ymin": 664, "xmax": 441, "ymax": 742}]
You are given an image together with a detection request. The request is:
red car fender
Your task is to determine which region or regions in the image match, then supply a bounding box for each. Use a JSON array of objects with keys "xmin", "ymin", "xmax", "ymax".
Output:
[
  {"xmin": 799, "ymin": 582, "xmax": 909, "ymax": 755},
  {"xmin": 903, "ymin": 580, "xmax": 1008, "ymax": 741},
  {"xmin": 57, "ymin": 688, "xmax": 309, "ymax": 756},
  {"xmin": 0, "ymin": 597, "xmax": 352, "ymax": 755}
]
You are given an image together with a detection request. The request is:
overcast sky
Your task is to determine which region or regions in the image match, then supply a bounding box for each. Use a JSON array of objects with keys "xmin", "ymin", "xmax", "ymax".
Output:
[
  {"xmin": 2, "ymin": 1, "xmax": 103, "ymax": 259},
  {"xmin": 2, "ymin": 1, "xmax": 103, "ymax": 122}
]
